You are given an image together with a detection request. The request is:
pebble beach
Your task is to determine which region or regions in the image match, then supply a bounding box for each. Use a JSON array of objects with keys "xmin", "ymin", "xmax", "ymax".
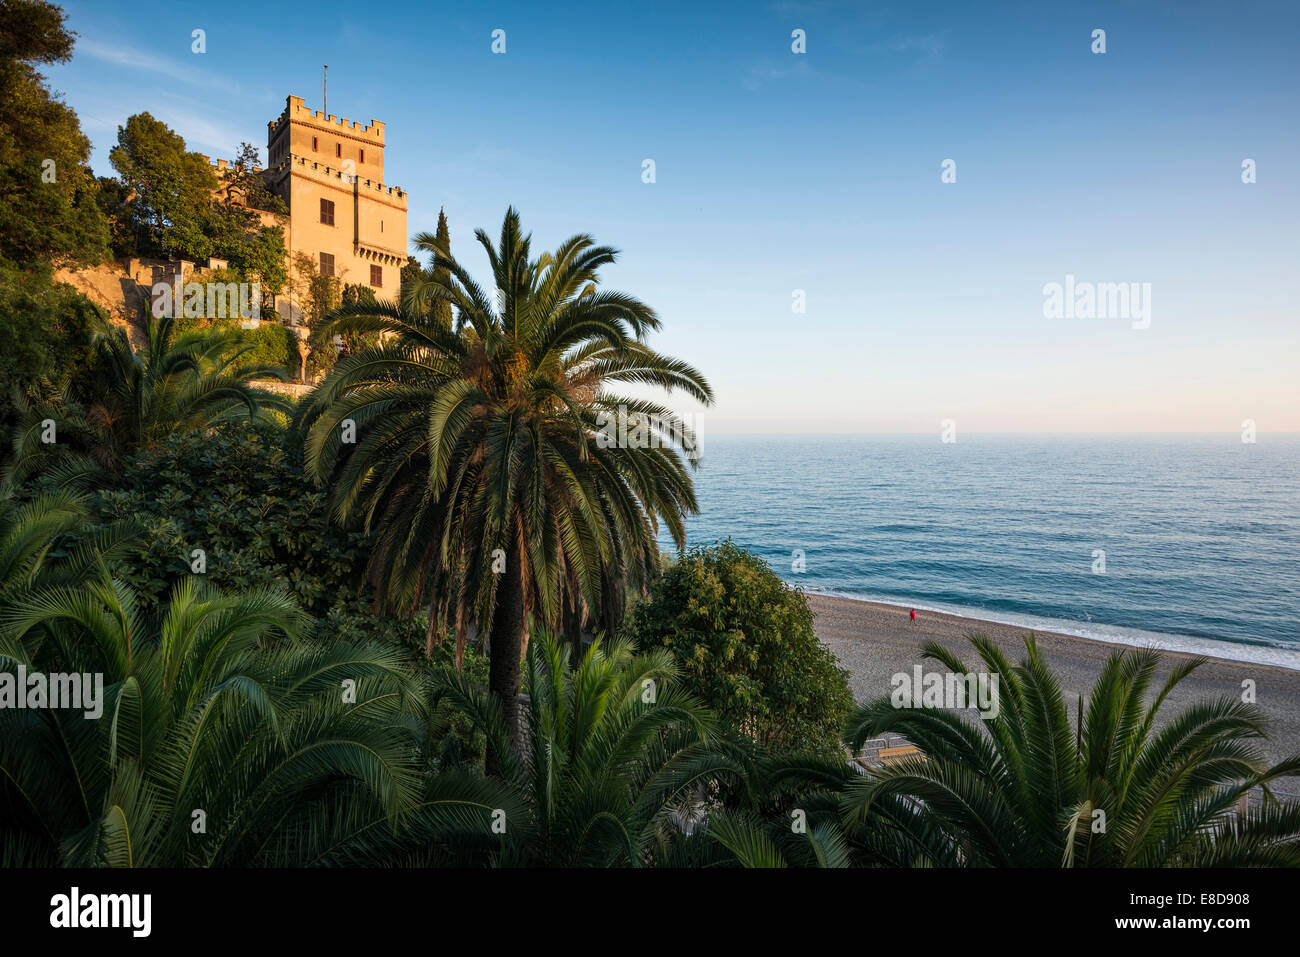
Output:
[{"xmin": 808, "ymin": 593, "xmax": 1300, "ymax": 775}]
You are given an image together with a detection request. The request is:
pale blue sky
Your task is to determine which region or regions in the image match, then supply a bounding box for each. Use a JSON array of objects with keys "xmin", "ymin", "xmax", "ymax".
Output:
[{"xmin": 46, "ymin": 0, "xmax": 1300, "ymax": 432}]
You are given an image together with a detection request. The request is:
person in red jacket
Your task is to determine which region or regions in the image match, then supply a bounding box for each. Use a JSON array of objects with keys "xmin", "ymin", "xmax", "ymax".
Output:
[{"xmin": 910, "ymin": 608, "xmax": 917, "ymax": 623}]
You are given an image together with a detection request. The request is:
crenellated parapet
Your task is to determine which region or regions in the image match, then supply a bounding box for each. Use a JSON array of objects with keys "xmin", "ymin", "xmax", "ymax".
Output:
[
  {"xmin": 261, "ymin": 154, "xmax": 406, "ymax": 205},
  {"xmin": 268, "ymin": 94, "xmax": 387, "ymax": 145},
  {"xmin": 199, "ymin": 154, "xmax": 263, "ymax": 175}
]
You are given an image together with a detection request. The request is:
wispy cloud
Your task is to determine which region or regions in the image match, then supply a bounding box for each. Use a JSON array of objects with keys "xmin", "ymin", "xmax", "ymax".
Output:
[
  {"xmin": 882, "ymin": 33, "xmax": 945, "ymax": 64},
  {"xmin": 742, "ymin": 58, "xmax": 815, "ymax": 91},
  {"xmin": 84, "ymin": 87, "xmax": 256, "ymax": 159},
  {"xmin": 765, "ymin": 0, "xmax": 853, "ymax": 15},
  {"xmin": 77, "ymin": 39, "xmax": 248, "ymax": 96},
  {"xmin": 154, "ymin": 109, "xmax": 253, "ymax": 157}
]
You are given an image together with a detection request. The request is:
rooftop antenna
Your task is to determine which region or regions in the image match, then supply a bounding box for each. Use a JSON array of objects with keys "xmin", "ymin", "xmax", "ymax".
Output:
[{"xmin": 323, "ymin": 64, "xmax": 327, "ymax": 116}]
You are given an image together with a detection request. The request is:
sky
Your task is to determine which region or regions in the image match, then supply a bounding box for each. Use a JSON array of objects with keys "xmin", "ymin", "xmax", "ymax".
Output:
[{"xmin": 43, "ymin": 0, "xmax": 1300, "ymax": 434}]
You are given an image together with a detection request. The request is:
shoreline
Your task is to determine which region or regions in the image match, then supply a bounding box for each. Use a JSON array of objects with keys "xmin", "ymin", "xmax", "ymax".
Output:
[
  {"xmin": 798, "ymin": 589, "xmax": 1300, "ymax": 672},
  {"xmin": 806, "ymin": 593, "xmax": 1300, "ymax": 772}
]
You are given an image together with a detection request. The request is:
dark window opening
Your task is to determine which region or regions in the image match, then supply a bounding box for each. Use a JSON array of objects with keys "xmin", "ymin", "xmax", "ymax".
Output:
[
  {"xmin": 320, "ymin": 252, "xmax": 334, "ymax": 277},
  {"xmin": 370, "ymin": 264, "xmax": 382, "ymax": 287},
  {"xmin": 320, "ymin": 198, "xmax": 335, "ymax": 226}
]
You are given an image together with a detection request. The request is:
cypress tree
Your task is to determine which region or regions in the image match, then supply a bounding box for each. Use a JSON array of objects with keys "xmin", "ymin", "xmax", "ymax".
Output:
[{"xmin": 431, "ymin": 207, "xmax": 452, "ymax": 328}]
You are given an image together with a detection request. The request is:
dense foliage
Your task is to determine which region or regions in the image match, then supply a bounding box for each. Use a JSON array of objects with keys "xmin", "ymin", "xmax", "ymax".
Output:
[
  {"xmin": 107, "ymin": 114, "xmax": 287, "ymax": 284},
  {"xmin": 0, "ymin": 258, "xmax": 106, "ymax": 397},
  {"xmin": 4, "ymin": 314, "xmax": 286, "ymax": 487},
  {"xmin": 93, "ymin": 419, "xmax": 371, "ymax": 617},
  {"xmin": 0, "ymin": 573, "xmax": 476, "ymax": 866},
  {"xmin": 0, "ymin": 0, "xmax": 109, "ymax": 268},
  {"xmin": 0, "ymin": 1, "xmax": 109, "ymax": 406},
  {"xmin": 623, "ymin": 540, "xmax": 854, "ymax": 759}
]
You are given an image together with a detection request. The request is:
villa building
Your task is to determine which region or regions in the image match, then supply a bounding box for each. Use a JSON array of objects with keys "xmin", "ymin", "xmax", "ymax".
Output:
[
  {"xmin": 259, "ymin": 94, "xmax": 408, "ymax": 325},
  {"xmin": 188, "ymin": 94, "xmax": 410, "ymax": 380}
]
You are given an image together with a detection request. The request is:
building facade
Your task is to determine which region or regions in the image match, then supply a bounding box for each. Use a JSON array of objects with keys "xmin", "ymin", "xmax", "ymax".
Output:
[{"xmin": 260, "ymin": 94, "xmax": 408, "ymax": 325}]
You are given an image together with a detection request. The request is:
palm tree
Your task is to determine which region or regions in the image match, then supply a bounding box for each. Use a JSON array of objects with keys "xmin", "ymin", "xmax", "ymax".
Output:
[
  {"xmin": 434, "ymin": 631, "xmax": 736, "ymax": 865},
  {"xmin": 701, "ymin": 810, "xmax": 854, "ymax": 868},
  {"xmin": 298, "ymin": 207, "xmax": 712, "ymax": 754},
  {"xmin": 841, "ymin": 634, "xmax": 1300, "ymax": 866},
  {"xmin": 0, "ymin": 574, "xmax": 497, "ymax": 866},
  {"xmin": 1, "ymin": 382, "xmax": 111, "ymax": 487},
  {"xmin": 5, "ymin": 314, "xmax": 287, "ymax": 488},
  {"xmin": 0, "ymin": 484, "xmax": 140, "ymax": 597},
  {"xmin": 658, "ymin": 737, "xmax": 865, "ymax": 868}
]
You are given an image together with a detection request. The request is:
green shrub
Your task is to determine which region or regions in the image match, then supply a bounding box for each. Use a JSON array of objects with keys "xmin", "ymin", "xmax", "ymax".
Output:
[
  {"xmin": 234, "ymin": 318, "xmax": 297, "ymax": 374},
  {"xmin": 89, "ymin": 418, "xmax": 489, "ymax": 769},
  {"xmin": 93, "ymin": 418, "xmax": 372, "ymax": 617},
  {"xmin": 0, "ymin": 259, "xmax": 106, "ymax": 397},
  {"xmin": 622, "ymin": 540, "xmax": 853, "ymax": 758}
]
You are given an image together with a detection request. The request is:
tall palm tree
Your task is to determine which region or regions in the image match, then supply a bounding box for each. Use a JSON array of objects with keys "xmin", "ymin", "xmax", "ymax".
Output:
[
  {"xmin": 434, "ymin": 631, "xmax": 735, "ymax": 865},
  {"xmin": 842, "ymin": 635, "xmax": 1300, "ymax": 866},
  {"xmin": 0, "ymin": 574, "xmax": 488, "ymax": 867},
  {"xmin": 298, "ymin": 207, "xmax": 712, "ymax": 753},
  {"xmin": 5, "ymin": 314, "xmax": 287, "ymax": 488}
]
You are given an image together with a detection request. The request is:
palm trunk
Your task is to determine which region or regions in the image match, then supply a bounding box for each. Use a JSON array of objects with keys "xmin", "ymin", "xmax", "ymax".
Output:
[
  {"xmin": 601, "ymin": 571, "xmax": 626, "ymax": 639},
  {"xmin": 486, "ymin": 542, "xmax": 525, "ymax": 775},
  {"xmin": 424, "ymin": 595, "xmax": 439, "ymax": 658},
  {"xmin": 565, "ymin": 600, "xmax": 583, "ymax": 671}
]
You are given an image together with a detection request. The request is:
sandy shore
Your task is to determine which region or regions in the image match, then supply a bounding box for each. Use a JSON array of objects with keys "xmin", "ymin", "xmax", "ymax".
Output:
[{"xmin": 808, "ymin": 593, "xmax": 1300, "ymax": 776}]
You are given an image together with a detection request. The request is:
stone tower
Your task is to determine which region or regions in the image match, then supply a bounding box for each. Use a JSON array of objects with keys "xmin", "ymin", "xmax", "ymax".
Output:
[{"xmin": 262, "ymin": 94, "xmax": 408, "ymax": 324}]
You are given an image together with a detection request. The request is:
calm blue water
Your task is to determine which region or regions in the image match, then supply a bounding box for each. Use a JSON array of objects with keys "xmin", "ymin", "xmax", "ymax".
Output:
[{"xmin": 665, "ymin": 435, "xmax": 1300, "ymax": 668}]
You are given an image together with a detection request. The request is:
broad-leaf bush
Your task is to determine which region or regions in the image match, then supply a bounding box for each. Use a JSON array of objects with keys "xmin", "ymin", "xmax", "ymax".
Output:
[
  {"xmin": 94, "ymin": 419, "xmax": 372, "ymax": 617},
  {"xmin": 622, "ymin": 540, "xmax": 853, "ymax": 759}
]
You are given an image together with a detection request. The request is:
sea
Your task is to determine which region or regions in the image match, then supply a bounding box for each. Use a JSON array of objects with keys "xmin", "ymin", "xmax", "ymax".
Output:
[{"xmin": 664, "ymin": 434, "xmax": 1300, "ymax": 670}]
